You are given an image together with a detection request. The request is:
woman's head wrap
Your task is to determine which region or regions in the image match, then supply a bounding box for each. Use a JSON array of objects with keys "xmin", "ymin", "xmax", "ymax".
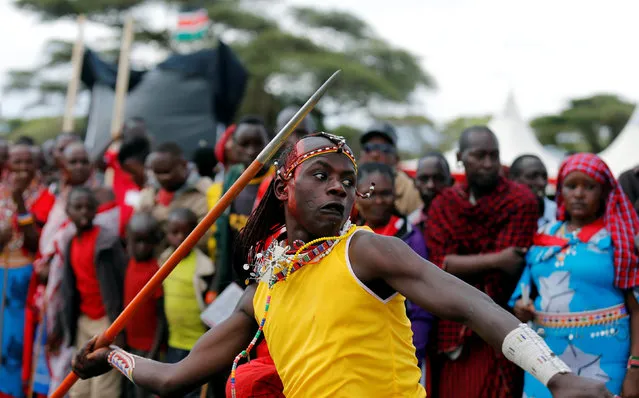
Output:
[{"xmin": 557, "ymin": 153, "xmax": 639, "ymax": 288}]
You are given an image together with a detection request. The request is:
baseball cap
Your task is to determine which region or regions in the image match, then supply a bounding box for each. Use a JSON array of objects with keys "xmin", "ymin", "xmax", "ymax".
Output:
[{"xmin": 360, "ymin": 122, "xmax": 397, "ymax": 146}]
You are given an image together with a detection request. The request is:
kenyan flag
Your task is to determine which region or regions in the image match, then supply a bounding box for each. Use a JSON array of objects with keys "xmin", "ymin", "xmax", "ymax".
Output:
[{"xmin": 174, "ymin": 7, "xmax": 210, "ymax": 42}]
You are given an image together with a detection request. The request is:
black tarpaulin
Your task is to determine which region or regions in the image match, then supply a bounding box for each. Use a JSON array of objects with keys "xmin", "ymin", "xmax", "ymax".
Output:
[{"xmin": 83, "ymin": 40, "xmax": 248, "ymax": 159}]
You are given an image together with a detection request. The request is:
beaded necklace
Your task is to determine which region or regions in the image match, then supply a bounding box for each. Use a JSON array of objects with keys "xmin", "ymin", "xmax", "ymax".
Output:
[
  {"xmin": 231, "ymin": 220, "xmax": 357, "ymax": 398},
  {"xmin": 0, "ymin": 179, "xmax": 45, "ymax": 251}
]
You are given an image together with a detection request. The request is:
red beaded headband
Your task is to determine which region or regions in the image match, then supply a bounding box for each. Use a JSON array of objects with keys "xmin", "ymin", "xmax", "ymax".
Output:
[{"xmin": 275, "ymin": 132, "xmax": 374, "ymax": 198}]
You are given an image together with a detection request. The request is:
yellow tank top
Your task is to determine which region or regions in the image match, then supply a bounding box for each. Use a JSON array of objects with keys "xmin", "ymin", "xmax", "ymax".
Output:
[
  {"xmin": 163, "ymin": 251, "xmax": 207, "ymax": 350},
  {"xmin": 253, "ymin": 227, "xmax": 425, "ymax": 398}
]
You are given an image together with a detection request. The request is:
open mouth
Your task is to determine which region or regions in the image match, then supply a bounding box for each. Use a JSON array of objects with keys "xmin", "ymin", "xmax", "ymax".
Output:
[{"xmin": 320, "ymin": 202, "xmax": 345, "ymax": 216}]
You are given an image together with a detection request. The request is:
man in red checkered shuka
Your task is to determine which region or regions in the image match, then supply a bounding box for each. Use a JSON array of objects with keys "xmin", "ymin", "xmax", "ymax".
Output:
[{"xmin": 425, "ymin": 126, "xmax": 539, "ymax": 398}]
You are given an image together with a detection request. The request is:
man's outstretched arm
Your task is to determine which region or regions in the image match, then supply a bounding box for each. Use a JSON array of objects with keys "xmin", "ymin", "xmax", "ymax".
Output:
[
  {"xmin": 350, "ymin": 232, "xmax": 614, "ymax": 397},
  {"xmin": 73, "ymin": 286, "xmax": 258, "ymax": 397}
]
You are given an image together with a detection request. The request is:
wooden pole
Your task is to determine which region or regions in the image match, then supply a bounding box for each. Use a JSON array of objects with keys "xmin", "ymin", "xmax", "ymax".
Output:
[
  {"xmin": 27, "ymin": 306, "xmax": 46, "ymax": 398},
  {"xmin": 110, "ymin": 15, "xmax": 135, "ymax": 139},
  {"xmin": 105, "ymin": 15, "xmax": 134, "ymax": 187},
  {"xmin": 199, "ymin": 384, "xmax": 208, "ymax": 398},
  {"xmin": 61, "ymin": 15, "xmax": 86, "ymax": 133},
  {"xmin": 51, "ymin": 70, "xmax": 342, "ymax": 398}
]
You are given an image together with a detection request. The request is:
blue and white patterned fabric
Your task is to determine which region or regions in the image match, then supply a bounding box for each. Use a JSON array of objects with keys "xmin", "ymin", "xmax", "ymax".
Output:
[
  {"xmin": 0, "ymin": 264, "xmax": 33, "ymax": 398},
  {"xmin": 510, "ymin": 221, "xmax": 629, "ymax": 398}
]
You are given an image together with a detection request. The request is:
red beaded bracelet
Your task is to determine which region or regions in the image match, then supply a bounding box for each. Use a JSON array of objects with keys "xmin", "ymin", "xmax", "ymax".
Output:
[{"xmin": 628, "ymin": 355, "xmax": 639, "ymax": 369}]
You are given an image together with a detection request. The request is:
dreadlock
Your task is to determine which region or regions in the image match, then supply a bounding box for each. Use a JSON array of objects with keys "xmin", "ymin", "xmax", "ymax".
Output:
[{"xmin": 236, "ymin": 132, "xmax": 351, "ymax": 280}]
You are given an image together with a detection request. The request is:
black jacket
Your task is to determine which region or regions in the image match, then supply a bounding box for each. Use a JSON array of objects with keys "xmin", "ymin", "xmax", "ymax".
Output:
[{"xmin": 61, "ymin": 226, "xmax": 128, "ymax": 345}]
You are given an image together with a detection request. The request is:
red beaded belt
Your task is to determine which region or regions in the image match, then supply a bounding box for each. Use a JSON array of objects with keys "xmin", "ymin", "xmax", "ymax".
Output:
[{"xmin": 534, "ymin": 303, "xmax": 627, "ymax": 328}]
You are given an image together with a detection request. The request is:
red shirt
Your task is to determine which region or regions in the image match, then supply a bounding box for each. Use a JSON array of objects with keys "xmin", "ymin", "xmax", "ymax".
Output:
[
  {"xmin": 70, "ymin": 226, "xmax": 106, "ymax": 320},
  {"xmin": 105, "ymin": 150, "xmax": 138, "ymax": 230},
  {"xmin": 104, "ymin": 150, "xmax": 139, "ymax": 205},
  {"xmin": 30, "ymin": 188, "xmax": 55, "ymax": 229},
  {"xmin": 371, "ymin": 215, "xmax": 403, "ymax": 237},
  {"xmin": 124, "ymin": 258, "xmax": 162, "ymax": 351}
]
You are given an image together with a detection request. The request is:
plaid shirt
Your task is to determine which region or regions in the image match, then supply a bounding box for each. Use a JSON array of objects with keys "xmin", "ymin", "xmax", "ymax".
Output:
[{"xmin": 426, "ymin": 177, "xmax": 538, "ymax": 353}]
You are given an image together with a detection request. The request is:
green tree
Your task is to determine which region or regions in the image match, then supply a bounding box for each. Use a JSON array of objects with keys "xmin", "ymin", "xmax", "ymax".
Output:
[
  {"xmin": 6, "ymin": 0, "xmax": 435, "ymax": 129},
  {"xmin": 439, "ymin": 115, "xmax": 492, "ymax": 150},
  {"xmin": 5, "ymin": 117, "xmax": 87, "ymax": 143},
  {"xmin": 530, "ymin": 94, "xmax": 634, "ymax": 153}
]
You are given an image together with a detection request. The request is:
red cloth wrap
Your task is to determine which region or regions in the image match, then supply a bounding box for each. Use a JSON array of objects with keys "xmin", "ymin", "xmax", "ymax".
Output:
[
  {"xmin": 215, "ymin": 124, "xmax": 237, "ymax": 166},
  {"xmin": 426, "ymin": 177, "xmax": 538, "ymax": 352}
]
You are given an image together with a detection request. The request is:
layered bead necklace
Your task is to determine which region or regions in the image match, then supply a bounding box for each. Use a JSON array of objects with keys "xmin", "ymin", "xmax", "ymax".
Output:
[{"xmin": 231, "ymin": 220, "xmax": 357, "ymax": 397}]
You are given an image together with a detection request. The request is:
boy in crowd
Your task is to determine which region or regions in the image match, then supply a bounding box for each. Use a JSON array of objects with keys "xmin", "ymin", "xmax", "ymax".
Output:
[
  {"xmin": 124, "ymin": 212, "xmax": 167, "ymax": 398},
  {"xmin": 160, "ymin": 208, "xmax": 214, "ymax": 398},
  {"xmin": 60, "ymin": 187, "xmax": 127, "ymax": 398}
]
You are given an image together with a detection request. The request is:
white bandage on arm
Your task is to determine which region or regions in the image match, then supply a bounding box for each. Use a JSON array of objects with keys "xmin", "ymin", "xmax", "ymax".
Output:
[
  {"xmin": 107, "ymin": 345, "xmax": 138, "ymax": 384},
  {"xmin": 502, "ymin": 323, "xmax": 572, "ymax": 386}
]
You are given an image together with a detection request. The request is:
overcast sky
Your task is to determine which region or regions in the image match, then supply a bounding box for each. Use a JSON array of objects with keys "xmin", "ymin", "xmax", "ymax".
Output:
[{"xmin": 1, "ymin": 0, "xmax": 638, "ymax": 124}]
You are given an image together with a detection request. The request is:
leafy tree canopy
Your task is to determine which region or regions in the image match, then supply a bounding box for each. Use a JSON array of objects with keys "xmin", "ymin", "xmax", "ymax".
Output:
[
  {"xmin": 530, "ymin": 94, "xmax": 634, "ymax": 153},
  {"xmin": 7, "ymin": 0, "xmax": 435, "ymax": 130}
]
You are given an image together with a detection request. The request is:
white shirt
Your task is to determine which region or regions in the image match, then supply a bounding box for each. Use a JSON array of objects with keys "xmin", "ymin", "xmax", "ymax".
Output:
[{"xmin": 538, "ymin": 197, "xmax": 557, "ymax": 229}]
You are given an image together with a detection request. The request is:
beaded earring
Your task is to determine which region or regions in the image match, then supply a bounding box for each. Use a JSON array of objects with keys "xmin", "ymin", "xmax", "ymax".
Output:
[
  {"xmin": 274, "ymin": 161, "xmax": 281, "ymax": 177},
  {"xmin": 356, "ymin": 182, "xmax": 375, "ymax": 199}
]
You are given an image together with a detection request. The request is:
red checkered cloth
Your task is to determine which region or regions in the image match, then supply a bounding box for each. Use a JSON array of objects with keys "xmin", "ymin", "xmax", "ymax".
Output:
[
  {"xmin": 557, "ymin": 153, "xmax": 639, "ymax": 289},
  {"xmin": 426, "ymin": 177, "xmax": 538, "ymax": 353}
]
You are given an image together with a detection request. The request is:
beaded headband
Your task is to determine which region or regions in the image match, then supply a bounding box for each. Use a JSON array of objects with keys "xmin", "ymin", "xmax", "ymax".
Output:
[
  {"xmin": 275, "ymin": 132, "xmax": 374, "ymax": 199},
  {"xmin": 277, "ymin": 132, "xmax": 356, "ymax": 180}
]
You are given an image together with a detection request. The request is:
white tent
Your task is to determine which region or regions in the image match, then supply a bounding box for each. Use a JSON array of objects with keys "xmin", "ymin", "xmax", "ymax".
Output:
[
  {"xmin": 488, "ymin": 92, "xmax": 562, "ymax": 177},
  {"xmin": 399, "ymin": 93, "xmax": 563, "ymax": 178},
  {"xmin": 599, "ymin": 105, "xmax": 639, "ymax": 177}
]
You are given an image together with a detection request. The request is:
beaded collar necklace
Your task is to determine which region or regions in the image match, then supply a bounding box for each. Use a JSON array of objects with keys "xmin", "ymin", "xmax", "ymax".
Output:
[
  {"xmin": 231, "ymin": 220, "xmax": 357, "ymax": 397},
  {"xmin": 243, "ymin": 221, "xmax": 352, "ymax": 288}
]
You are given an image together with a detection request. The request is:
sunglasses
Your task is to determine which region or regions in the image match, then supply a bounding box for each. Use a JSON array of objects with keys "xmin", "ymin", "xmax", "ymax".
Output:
[{"xmin": 363, "ymin": 143, "xmax": 396, "ymax": 154}]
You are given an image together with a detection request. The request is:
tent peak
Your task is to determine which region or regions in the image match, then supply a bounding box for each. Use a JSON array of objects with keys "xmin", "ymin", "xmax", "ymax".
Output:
[
  {"xmin": 625, "ymin": 103, "xmax": 639, "ymax": 127},
  {"xmin": 499, "ymin": 90, "xmax": 522, "ymax": 121}
]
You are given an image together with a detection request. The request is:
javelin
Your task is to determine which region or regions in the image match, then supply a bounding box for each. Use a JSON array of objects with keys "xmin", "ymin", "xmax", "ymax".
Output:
[{"xmin": 51, "ymin": 70, "xmax": 342, "ymax": 397}]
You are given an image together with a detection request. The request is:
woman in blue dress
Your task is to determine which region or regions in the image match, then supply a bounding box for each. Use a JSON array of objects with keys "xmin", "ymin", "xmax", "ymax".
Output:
[{"xmin": 510, "ymin": 153, "xmax": 639, "ymax": 398}]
